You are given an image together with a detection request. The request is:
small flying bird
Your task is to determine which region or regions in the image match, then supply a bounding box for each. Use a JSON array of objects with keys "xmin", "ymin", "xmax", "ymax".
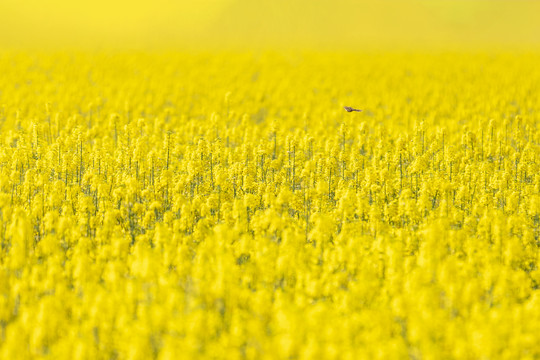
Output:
[{"xmin": 344, "ymin": 106, "xmax": 362, "ymax": 112}]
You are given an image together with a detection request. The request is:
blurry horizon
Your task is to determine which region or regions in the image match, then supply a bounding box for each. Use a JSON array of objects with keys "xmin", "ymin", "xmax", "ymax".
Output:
[{"xmin": 1, "ymin": 0, "xmax": 540, "ymax": 51}]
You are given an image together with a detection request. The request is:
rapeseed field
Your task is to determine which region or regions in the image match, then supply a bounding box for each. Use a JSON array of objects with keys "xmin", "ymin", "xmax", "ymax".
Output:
[
  {"xmin": 2, "ymin": 1, "xmax": 540, "ymax": 359},
  {"xmin": 1, "ymin": 51, "xmax": 539, "ymax": 359}
]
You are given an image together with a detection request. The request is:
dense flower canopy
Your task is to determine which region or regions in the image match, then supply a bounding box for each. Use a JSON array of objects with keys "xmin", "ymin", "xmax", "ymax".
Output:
[{"xmin": 0, "ymin": 52, "xmax": 539, "ymax": 358}]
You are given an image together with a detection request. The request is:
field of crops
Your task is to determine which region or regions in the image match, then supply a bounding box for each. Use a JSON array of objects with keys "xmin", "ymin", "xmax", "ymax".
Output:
[{"xmin": 0, "ymin": 51, "xmax": 539, "ymax": 359}]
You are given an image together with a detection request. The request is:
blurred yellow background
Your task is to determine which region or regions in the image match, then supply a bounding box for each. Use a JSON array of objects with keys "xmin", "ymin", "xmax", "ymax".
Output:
[{"xmin": 1, "ymin": 0, "xmax": 540, "ymax": 50}]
